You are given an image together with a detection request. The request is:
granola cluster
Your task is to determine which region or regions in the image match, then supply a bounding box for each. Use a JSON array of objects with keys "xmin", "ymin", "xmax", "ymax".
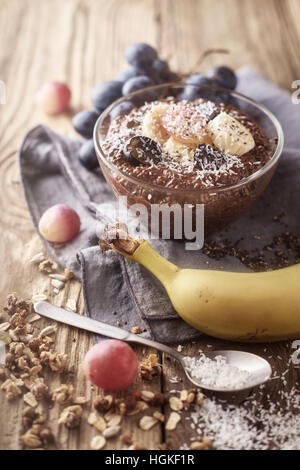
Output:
[
  {"xmin": 140, "ymin": 353, "xmax": 162, "ymax": 381},
  {"xmin": 0, "ymin": 294, "xmax": 210, "ymax": 450},
  {"xmin": 0, "ymin": 258, "xmax": 211, "ymax": 451},
  {"xmin": 85, "ymin": 379, "xmax": 209, "ymax": 450},
  {"xmin": 0, "ymin": 293, "xmax": 70, "ymax": 447}
]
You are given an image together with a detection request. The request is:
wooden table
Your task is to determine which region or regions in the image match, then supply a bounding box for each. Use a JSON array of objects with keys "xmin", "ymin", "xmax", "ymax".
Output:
[{"xmin": 0, "ymin": 0, "xmax": 300, "ymax": 450}]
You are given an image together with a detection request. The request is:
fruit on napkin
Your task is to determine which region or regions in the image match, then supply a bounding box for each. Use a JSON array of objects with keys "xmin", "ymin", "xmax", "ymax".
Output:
[
  {"xmin": 38, "ymin": 204, "xmax": 80, "ymax": 243},
  {"xmin": 79, "ymin": 139, "xmax": 98, "ymax": 171},
  {"xmin": 100, "ymin": 226, "xmax": 300, "ymax": 343}
]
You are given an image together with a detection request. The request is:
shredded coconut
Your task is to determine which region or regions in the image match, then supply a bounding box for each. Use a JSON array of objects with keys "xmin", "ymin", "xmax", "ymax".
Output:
[
  {"xmin": 181, "ymin": 387, "xmax": 300, "ymax": 450},
  {"xmin": 184, "ymin": 353, "xmax": 253, "ymax": 390}
]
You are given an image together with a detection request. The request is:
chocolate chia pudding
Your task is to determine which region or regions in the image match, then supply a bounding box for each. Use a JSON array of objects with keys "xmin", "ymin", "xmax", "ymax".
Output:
[{"xmin": 95, "ymin": 85, "xmax": 282, "ymax": 237}]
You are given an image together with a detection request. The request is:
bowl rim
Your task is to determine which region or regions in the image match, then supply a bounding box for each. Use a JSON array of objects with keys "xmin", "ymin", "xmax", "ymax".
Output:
[{"xmin": 93, "ymin": 82, "xmax": 284, "ymax": 194}]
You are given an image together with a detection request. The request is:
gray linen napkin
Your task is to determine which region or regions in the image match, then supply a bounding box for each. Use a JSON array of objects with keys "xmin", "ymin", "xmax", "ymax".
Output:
[{"xmin": 19, "ymin": 68, "xmax": 300, "ymax": 344}]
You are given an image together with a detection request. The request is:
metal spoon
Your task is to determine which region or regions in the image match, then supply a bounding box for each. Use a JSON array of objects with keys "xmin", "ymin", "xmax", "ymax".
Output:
[{"xmin": 34, "ymin": 301, "xmax": 272, "ymax": 393}]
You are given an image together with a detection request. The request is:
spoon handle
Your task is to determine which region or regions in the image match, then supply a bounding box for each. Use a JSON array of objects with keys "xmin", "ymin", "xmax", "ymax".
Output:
[{"xmin": 34, "ymin": 301, "xmax": 183, "ymax": 360}]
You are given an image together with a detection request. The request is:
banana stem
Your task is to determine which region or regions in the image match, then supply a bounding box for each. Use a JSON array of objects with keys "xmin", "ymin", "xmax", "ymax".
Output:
[{"xmin": 99, "ymin": 224, "xmax": 179, "ymax": 285}]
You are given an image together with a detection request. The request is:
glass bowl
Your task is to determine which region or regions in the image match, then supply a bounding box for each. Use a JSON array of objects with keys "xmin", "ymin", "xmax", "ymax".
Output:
[{"xmin": 94, "ymin": 83, "xmax": 284, "ymax": 238}]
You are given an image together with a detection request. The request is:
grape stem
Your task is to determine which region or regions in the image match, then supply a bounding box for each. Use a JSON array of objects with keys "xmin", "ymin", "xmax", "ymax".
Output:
[{"xmin": 180, "ymin": 48, "xmax": 230, "ymax": 77}]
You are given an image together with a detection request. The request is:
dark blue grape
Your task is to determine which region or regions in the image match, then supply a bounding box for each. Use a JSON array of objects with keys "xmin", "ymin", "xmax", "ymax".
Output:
[
  {"xmin": 179, "ymin": 86, "xmax": 204, "ymax": 101},
  {"xmin": 154, "ymin": 77, "xmax": 166, "ymax": 85},
  {"xmin": 152, "ymin": 59, "xmax": 169, "ymax": 74},
  {"xmin": 152, "ymin": 60, "xmax": 176, "ymax": 83},
  {"xmin": 154, "ymin": 69, "xmax": 178, "ymax": 83},
  {"xmin": 181, "ymin": 75, "xmax": 212, "ymax": 100},
  {"xmin": 91, "ymin": 81, "xmax": 123, "ymax": 112},
  {"xmin": 194, "ymin": 144, "xmax": 227, "ymax": 170},
  {"xmin": 125, "ymin": 43, "xmax": 157, "ymax": 68},
  {"xmin": 135, "ymin": 63, "xmax": 169, "ymax": 84},
  {"xmin": 207, "ymin": 66, "xmax": 237, "ymax": 90},
  {"xmin": 122, "ymin": 76, "xmax": 154, "ymax": 95},
  {"xmin": 123, "ymin": 136, "xmax": 161, "ymax": 166},
  {"xmin": 134, "ymin": 88, "xmax": 160, "ymax": 104},
  {"xmin": 194, "ymin": 145, "xmax": 215, "ymax": 165},
  {"xmin": 136, "ymin": 61, "xmax": 168, "ymax": 83},
  {"xmin": 72, "ymin": 110, "xmax": 99, "ymax": 138},
  {"xmin": 115, "ymin": 68, "xmax": 142, "ymax": 83},
  {"xmin": 180, "ymin": 81, "xmax": 213, "ymax": 101},
  {"xmin": 110, "ymin": 100, "xmax": 134, "ymax": 120},
  {"xmin": 180, "ymin": 83, "xmax": 229, "ymax": 104},
  {"xmin": 186, "ymin": 74, "xmax": 211, "ymax": 86},
  {"xmin": 164, "ymin": 71, "xmax": 178, "ymax": 82},
  {"xmin": 79, "ymin": 139, "xmax": 98, "ymax": 171},
  {"xmin": 135, "ymin": 64, "xmax": 156, "ymax": 78},
  {"xmin": 204, "ymin": 90, "xmax": 230, "ymax": 104}
]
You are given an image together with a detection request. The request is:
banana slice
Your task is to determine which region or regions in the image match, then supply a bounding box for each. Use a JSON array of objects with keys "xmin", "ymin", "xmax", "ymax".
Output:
[
  {"xmin": 142, "ymin": 103, "xmax": 171, "ymax": 145},
  {"xmin": 162, "ymin": 103, "xmax": 212, "ymax": 145},
  {"xmin": 207, "ymin": 111, "xmax": 255, "ymax": 156},
  {"xmin": 164, "ymin": 137, "xmax": 197, "ymax": 162}
]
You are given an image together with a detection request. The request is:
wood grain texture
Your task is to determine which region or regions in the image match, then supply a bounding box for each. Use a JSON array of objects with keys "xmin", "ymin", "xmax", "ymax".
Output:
[{"xmin": 0, "ymin": 0, "xmax": 300, "ymax": 450}]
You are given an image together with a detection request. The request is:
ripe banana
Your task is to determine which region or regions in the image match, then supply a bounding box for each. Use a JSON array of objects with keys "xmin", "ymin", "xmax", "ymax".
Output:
[
  {"xmin": 142, "ymin": 103, "xmax": 170, "ymax": 145},
  {"xmin": 101, "ymin": 232, "xmax": 300, "ymax": 343},
  {"xmin": 207, "ymin": 111, "xmax": 255, "ymax": 156}
]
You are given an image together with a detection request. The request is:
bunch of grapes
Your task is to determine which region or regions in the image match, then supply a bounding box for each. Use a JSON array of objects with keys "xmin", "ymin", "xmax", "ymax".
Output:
[{"xmin": 72, "ymin": 42, "xmax": 237, "ymax": 171}]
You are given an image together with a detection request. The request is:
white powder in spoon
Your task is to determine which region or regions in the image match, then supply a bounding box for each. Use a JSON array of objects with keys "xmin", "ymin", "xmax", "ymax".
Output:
[{"xmin": 184, "ymin": 353, "xmax": 254, "ymax": 390}]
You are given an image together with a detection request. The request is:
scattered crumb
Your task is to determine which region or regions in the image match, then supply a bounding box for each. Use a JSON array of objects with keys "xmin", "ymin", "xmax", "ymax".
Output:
[
  {"xmin": 58, "ymin": 405, "xmax": 82, "ymax": 429},
  {"xmin": 66, "ymin": 299, "xmax": 77, "ymax": 312},
  {"xmin": 38, "ymin": 260, "xmax": 57, "ymax": 274},
  {"xmin": 131, "ymin": 326, "xmax": 142, "ymax": 334},
  {"xmin": 90, "ymin": 434, "xmax": 106, "ymax": 450},
  {"xmin": 165, "ymin": 412, "xmax": 181, "ymax": 431},
  {"xmin": 64, "ymin": 269, "xmax": 74, "ymax": 280}
]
